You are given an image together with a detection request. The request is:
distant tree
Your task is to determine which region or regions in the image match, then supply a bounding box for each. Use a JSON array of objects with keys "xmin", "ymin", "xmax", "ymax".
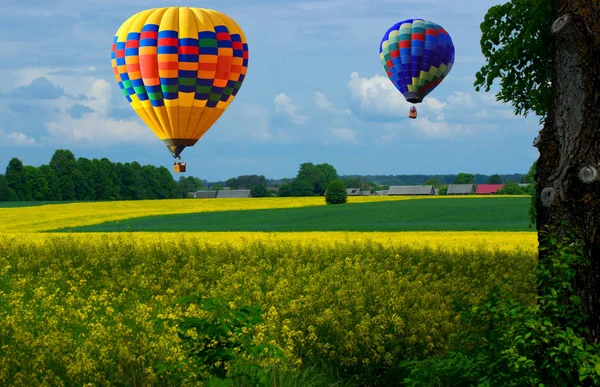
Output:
[
  {"xmin": 49, "ymin": 150, "xmax": 77, "ymax": 200},
  {"xmin": 0, "ymin": 174, "xmax": 10, "ymax": 201},
  {"xmin": 343, "ymin": 177, "xmax": 362, "ymax": 189},
  {"xmin": 486, "ymin": 174, "xmax": 503, "ymax": 184},
  {"xmin": 250, "ymin": 184, "xmax": 268, "ymax": 198},
  {"xmin": 178, "ymin": 176, "xmax": 205, "ymax": 198},
  {"xmin": 75, "ymin": 157, "xmax": 95, "ymax": 200},
  {"xmin": 5, "ymin": 158, "xmax": 31, "ymax": 201},
  {"xmin": 522, "ymin": 161, "xmax": 536, "ymax": 184},
  {"xmin": 453, "ymin": 173, "xmax": 475, "ymax": 184},
  {"xmin": 128, "ymin": 161, "xmax": 147, "ymax": 199},
  {"xmin": 296, "ymin": 162, "xmax": 337, "ymax": 195},
  {"xmin": 291, "ymin": 179, "xmax": 316, "ymax": 197},
  {"xmin": 316, "ymin": 163, "xmax": 338, "ymax": 194},
  {"xmin": 276, "ymin": 183, "xmax": 293, "ymax": 197},
  {"xmin": 497, "ymin": 181, "xmax": 525, "ymax": 195},
  {"xmin": 424, "ymin": 179, "xmax": 441, "ymax": 188},
  {"xmin": 439, "ymin": 186, "xmax": 448, "ymax": 195},
  {"xmin": 325, "ymin": 180, "xmax": 347, "ymax": 205},
  {"xmin": 212, "ymin": 184, "xmax": 223, "ymax": 192},
  {"xmin": 38, "ymin": 165, "xmax": 61, "ymax": 201},
  {"xmin": 24, "ymin": 166, "xmax": 49, "ymax": 201}
]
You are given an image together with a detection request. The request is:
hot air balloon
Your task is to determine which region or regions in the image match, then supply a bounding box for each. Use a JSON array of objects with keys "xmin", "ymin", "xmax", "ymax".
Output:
[
  {"xmin": 111, "ymin": 7, "xmax": 249, "ymax": 173},
  {"xmin": 379, "ymin": 19, "xmax": 454, "ymax": 119}
]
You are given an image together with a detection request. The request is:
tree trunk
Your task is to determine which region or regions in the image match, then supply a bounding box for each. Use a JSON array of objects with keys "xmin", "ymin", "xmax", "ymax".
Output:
[{"xmin": 536, "ymin": 0, "xmax": 600, "ymax": 343}]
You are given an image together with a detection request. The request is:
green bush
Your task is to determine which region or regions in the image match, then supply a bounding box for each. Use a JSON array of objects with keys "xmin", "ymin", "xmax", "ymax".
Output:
[
  {"xmin": 250, "ymin": 184, "xmax": 268, "ymax": 197},
  {"xmin": 325, "ymin": 180, "xmax": 347, "ymax": 204}
]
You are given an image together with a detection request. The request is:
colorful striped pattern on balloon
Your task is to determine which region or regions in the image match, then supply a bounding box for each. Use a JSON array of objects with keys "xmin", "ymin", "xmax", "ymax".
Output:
[
  {"xmin": 111, "ymin": 7, "xmax": 248, "ymax": 157},
  {"xmin": 380, "ymin": 19, "xmax": 454, "ymax": 104}
]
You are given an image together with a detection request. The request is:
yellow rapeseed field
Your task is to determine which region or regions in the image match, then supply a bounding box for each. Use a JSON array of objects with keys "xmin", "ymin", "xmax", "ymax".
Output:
[
  {"xmin": 0, "ymin": 234, "xmax": 538, "ymax": 385},
  {"xmin": 2, "ymin": 231, "xmax": 538, "ymax": 253}
]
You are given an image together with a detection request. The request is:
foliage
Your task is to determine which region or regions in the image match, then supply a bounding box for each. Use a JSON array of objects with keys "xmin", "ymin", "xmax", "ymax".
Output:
[
  {"xmin": 225, "ymin": 175, "xmax": 266, "ymax": 190},
  {"xmin": 401, "ymin": 226, "xmax": 600, "ymax": 386},
  {"xmin": 474, "ymin": 0, "xmax": 556, "ymax": 122},
  {"xmin": 177, "ymin": 176, "xmax": 204, "ymax": 198},
  {"xmin": 5, "ymin": 158, "xmax": 30, "ymax": 201},
  {"xmin": 250, "ymin": 184, "xmax": 269, "ymax": 198},
  {"xmin": 497, "ymin": 181, "xmax": 527, "ymax": 195},
  {"xmin": 486, "ymin": 174, "xmax": 503, "ymax": 184},
  {"xmin": 155, "ymin": 297, "xmax": 284, "ymax": 384},
  {"xmin": 453, "ymin": 173, "xmax": 475, "ymax": 184},
  {"xmin": 0, "ymin": 233, "xmax": 537, "ymax": 385},
  {"xmin": 325, "ymin": 180, "xmax": 347, "ymax": 205},
  {"xmin": 0, "ymin": 150, "xmax": 181, "ymax": 202},
  {"xmin": 439, "ymin": 186, "xmax": 448, "ymax": 195},
  {"xmin": 523, "ymin": 161, "xmax": 536, "ymax": 184},
  {"xmin": 424, "ymin": 179, "xmax": 442, "ymax": 188},
  {"xmin": 0, "ymin": 174, "xmax": 10, "ymax": 202},
  {"xmin": 295, "ymin": 162, "xmax": 339, "ymax": 196}
]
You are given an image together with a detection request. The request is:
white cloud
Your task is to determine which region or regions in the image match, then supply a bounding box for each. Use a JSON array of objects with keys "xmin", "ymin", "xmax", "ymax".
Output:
[
  {"xmin": 314, "ymin": 91, "xmax": 351, "ymax": 116},
  {"xmin": 216, "ymin": 104, "xmax": 301, "ymax": 144},
  {"xmin": 447, "ymin": 91, "xmax": 476, "ymax": 108},
  {"xmin": 44, "ymin": 112, "xmax": 155, "ymax": 146},
  {"xmin": 328, "ymin": 127, "xmax": 358, "ymax": 144},
  {"xmin": 0, "ymin": 128, "xmax": 40, "ymax": 148},
  {"xmin": 346, "ymin": 72, "xmax": 412, "ymax": 120},
  {"xmin": 274, "ymin": 93, "xmax": 308, "ymax": 125}
]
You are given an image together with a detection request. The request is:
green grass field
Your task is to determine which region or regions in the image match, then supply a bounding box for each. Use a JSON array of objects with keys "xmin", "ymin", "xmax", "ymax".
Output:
[{"xmin": 59, "ymin": 197, "xmax": 532, "ymax": 232}]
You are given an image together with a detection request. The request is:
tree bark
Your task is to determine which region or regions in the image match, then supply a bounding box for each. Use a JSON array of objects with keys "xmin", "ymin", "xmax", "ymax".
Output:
[{"xmin": 536, "ymin": 0, "xmax": 600, "ymax": 343}]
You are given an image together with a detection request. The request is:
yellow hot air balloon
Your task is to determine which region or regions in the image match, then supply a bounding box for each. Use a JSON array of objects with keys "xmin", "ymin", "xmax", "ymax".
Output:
[{"xmin": 111, "ymin": 7, "xmax": 249, "ymax": 173}]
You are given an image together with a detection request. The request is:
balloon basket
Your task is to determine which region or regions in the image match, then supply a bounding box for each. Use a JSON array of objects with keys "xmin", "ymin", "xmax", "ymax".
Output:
[{"xmin": 174, "ymin": 162, "xmax": 186, "ymax": 173}]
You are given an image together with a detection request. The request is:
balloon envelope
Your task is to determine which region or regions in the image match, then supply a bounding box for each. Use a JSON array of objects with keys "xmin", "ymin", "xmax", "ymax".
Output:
[
  {"xmin": 380, "ymin": 19, "xmax": 454, "ymax": 104},
  {"xmin": 111, "ymin": 7, "xmax": 249, "ymax": 158}
]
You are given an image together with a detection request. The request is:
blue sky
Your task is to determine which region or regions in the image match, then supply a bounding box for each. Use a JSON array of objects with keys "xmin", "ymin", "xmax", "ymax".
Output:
[{"xmin": 0, "ymin": 0, "xmax": 540, "ymax": 181}]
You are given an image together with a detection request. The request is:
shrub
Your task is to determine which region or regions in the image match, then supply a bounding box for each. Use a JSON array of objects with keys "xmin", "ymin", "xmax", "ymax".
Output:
[
  {"xmin": 250, "ymin": 184, "xmax": 269, "ymax": 197},
  {"xmin": 325, "ymin": 180, "xmax": 347, "ymax": 204}
]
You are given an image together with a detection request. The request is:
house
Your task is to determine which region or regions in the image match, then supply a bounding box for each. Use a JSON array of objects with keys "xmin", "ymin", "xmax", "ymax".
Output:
[
  {"xmin": 193, "ymin": 190, "xmax": 217, "ymax": 199},
  {"xmin": 216, "ymin": 189, "xmax": 252, "ymax": 198},
  {"xmin": 373, "ymin": 190, "xmax": 389, "ymax": 196},
  {"xmin": 388, "ymin": 185, "xmax": 435, "ymax": 195},
  {"xmin": 360, "ymin": 190, "xmax": 372, "ymax": 196},
  {"xmin": 447, "ymin": 184, "xmax": 475, "ymax": 195},
  {"xmin": 476, "ymin": 184, "xmax": 503, "ymax": 195},
  {"xmin": 346, "ymin": 188, "xmax": 363, "ymax": 196}
]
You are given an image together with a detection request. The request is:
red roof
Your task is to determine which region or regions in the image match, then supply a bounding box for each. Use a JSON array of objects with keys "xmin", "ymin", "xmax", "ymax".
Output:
[{"xmin": 476, "ymin": 184, "xmax": 503, "ymax": 194}]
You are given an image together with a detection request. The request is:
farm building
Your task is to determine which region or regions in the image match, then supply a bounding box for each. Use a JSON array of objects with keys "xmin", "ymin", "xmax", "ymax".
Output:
[
  {"xmin": 361, "ymin": 190, "xmax": 372, "ymax": 196},
  {"xmin": 346, "ymin": 188, "xmax": 363, "ymax": 196},
  {"xmin": 434, "ymin": 188, "xmax": 440, "ymax": 195},
  {"xmin": 476, "ymin": 184, "xmax": 503, "ymax": 195},
  {"xmin": 388, "ymin": 185, "xmax": 435, "ymax": 196},
  {"xmin": 373, "ymin": 190, "xmax": 389, "ymax": 196},
  {"xmin": 193, "ymin": 190, "xmax": 218, "ymax": 199},
  {"xmin": 447, "ymin": 184, "xmax": 475, "ymax": 195},
  {"xmin": 216, "ymin": 190, "xmax": 252, "ymax": 198}
]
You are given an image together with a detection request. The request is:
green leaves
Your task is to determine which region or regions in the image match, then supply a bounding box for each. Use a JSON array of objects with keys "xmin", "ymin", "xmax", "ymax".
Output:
[{"xmin": 474, "ymin": 0, "xmax": 556, "ymax": 121}]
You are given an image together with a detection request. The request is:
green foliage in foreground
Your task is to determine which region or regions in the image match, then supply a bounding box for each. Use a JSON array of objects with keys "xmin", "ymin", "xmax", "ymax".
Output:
[
  {"xmin": 59, "ymin": 197, "xmax": 533, "ymax": 232},
  {"xmin": 401, "ymin": 226, "xmax": 600, "ymax": 386}
]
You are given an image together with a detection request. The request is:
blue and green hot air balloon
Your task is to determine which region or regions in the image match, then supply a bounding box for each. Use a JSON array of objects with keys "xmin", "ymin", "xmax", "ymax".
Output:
[{"xmin": 380, "ymin": 19, "xmax": 455, "ymax": 119}]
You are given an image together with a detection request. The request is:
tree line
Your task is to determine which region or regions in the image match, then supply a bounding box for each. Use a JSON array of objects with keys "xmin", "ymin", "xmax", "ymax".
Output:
[{"xmin": 0, "ymin": 149, "xmax": 180, "ymax": 202}]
